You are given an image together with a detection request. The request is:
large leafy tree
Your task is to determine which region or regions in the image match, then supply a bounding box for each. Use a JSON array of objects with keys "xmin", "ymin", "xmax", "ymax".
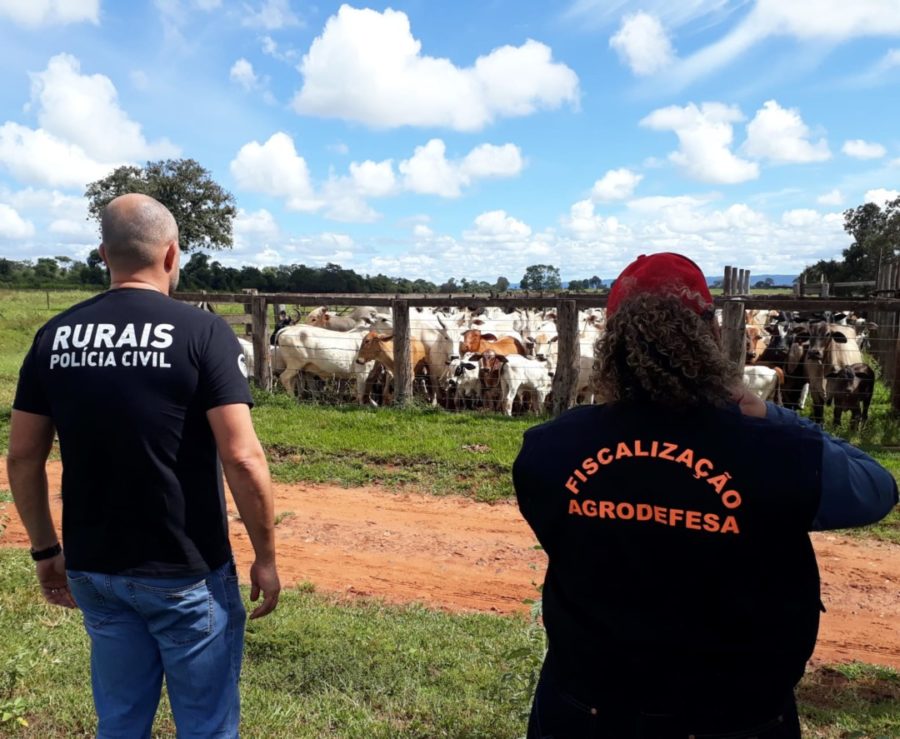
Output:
[
  {"xmin": 520, "ymin": 264, "xmax": 562, "ymax": 291},
  {"xmin": 801, "ymin": 195, "xmax": 900, "ymax": 283},
  {"xmin": 85, "ymin": 159, "xmax": 237, "ymax": 251}
]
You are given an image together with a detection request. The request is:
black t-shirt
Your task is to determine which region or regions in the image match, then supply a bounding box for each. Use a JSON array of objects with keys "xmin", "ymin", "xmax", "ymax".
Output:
[
  {"xmin": 514, "ymin": 401, "xmax": 823, "ymax": 720},
  {"xmin": 13, "ymin": 288, "xmax": 254, "ymax": 577}
]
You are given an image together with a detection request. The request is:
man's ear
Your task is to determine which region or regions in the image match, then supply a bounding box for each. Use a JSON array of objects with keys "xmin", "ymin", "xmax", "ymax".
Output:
[
  {"xmin": 163, "ymin": 241, "xmax": 179, "ymax": 271},
  {"xmin": 98, "ymin": 244, "xmax": 109, "ymax": 267}
]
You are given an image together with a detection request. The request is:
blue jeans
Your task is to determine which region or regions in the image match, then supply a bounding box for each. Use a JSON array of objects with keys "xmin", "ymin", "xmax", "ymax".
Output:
[{"xmin": 67, "ymin": 561, "xmax": 246, "ymax": 739}]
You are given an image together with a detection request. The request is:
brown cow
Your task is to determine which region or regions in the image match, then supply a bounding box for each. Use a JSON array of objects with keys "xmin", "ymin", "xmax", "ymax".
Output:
[
  {"xmin": 460, "ymin": 329, "xmax": 528, "ymax": 358},
  {"xmin": 354, "ymin": 332, "xmax": 430, "ymax": 401},
  {"xmin": 745, "ymin": 325, "xmax": 770, "ymax": 363}
]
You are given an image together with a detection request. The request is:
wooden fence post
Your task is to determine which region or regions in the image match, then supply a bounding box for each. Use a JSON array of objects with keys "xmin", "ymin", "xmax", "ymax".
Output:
[
  {"xmin": 250, "ymin": 293, "xmax": 271, "ymax": 391},
  {"xmin": 391, "ymin": 299, "xmax": 413, "ymax": 406},
  {"xmin": 722, "ymin": 299, "xmax": 747, "ymax": 371},
  {"xmin": 742, "ymin": 270, "xmax": 751, "ymax": 295},
  {"xmin": 723, "ymin": 266, "xmax": 733, "ymax": 296},
  {"xmin": 552, "ymin": 299, "xmax": 579, "ymax": 417}
]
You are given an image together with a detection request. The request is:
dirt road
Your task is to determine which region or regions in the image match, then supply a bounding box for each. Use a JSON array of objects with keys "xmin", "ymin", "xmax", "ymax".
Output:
[{"xmin": 2, "ymin": 461, "xmax": 897, "ymax": 669}]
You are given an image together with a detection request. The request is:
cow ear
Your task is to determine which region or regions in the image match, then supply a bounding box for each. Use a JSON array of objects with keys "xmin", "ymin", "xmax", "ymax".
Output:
[
  {"xmin": 468, "ymin": 353, "xmax": 482, "ymax": 361},
  {"xmin": 481, "ymin": 333, "xmax": 498, "ymax": 341},
  {"xmin": 463, "ymin": 362, "xmax": 477, "ymax": 371},
  {"xmin": 550, "ymin": 335, "xmax": 559, "ymax": 343},
  {"xmin": 380, "ymin": 334, "xmax": 394, "ymax": 341},
  {"xmin": 831, "ymin": 331, "xmax": 848, "ymax": 343},
  {"xmin": 497, "ymin": 354, "xmax": 509, "ymax": 363}
]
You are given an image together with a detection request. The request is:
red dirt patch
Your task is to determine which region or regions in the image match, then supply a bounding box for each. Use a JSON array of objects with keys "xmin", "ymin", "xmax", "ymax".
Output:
[{"xmin": 2, "ymin": 460, "xmax": 898, "ymax": 669}]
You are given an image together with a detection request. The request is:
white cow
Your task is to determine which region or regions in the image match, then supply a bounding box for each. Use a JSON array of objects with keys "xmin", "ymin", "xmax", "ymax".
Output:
[
  {"xmin": 306, "ymin": 306, "xmax": 387, "ymax": 332},
  {"xmin": 274, "ymin": 325, "xmax": 373, "ymax": 402},
  {"xmin": 236, "ymin": 336, "xmax": 282, "ymax": 380},
  {"xmin": 485, "ymin": 353, "xmax": 554, "ymax": 416},
  {"xmin": 442, "ymin": 353, "xmax": 482, "ymax": 410}
]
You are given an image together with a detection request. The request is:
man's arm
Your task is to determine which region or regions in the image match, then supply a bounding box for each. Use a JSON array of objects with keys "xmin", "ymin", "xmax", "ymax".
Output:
[
  {"xmin": 207, "ymin": 403, "xmax": 280, "ymax": 619},
  {"xmin": 764, "ymin": 402, "xmax": 898, "ymax": 530},
  {"xmin": 7, "ymin": 410, "xmax": 76, "ymax": 608}
]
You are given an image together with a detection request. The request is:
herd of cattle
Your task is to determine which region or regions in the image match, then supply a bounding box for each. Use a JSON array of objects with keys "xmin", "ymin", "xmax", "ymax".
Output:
[{"xmin": 227, "ymin": 303, "xmax": 879, "ymax": 426}]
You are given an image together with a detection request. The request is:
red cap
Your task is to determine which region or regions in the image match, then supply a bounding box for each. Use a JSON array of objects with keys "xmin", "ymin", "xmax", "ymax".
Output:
[{"xmin": 607, "ymin": 252, "xmax": 713, "ymax": 317}]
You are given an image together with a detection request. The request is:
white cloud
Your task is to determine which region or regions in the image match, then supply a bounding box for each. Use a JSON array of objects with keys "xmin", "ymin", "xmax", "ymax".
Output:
[
  {"xmin": 235, "ymin": 208, "xmax": 279, "ymax": 238},
  {"xmin": 463, "ymin": 210, "xmax": 532, "ymax": 242},
  {"xmin": 817, "ymin": 189, "xmax": 843, "ymax": 206},
  {"xmin": 562, "ymin": 200, "xmax": 628, "ymax": 239},
  {"xmin": 349, "ymin": 160, "xmax": 397, "ymax": 198},
  {"xmin": 0, "ymin": 54, "xmax": 179, "ymax": 190},
  {"xmin": 242, "ymin": 0, "xmax": 300, "ymax": 30},
  {"xmin": 743, "ymin": 100, "xmax": 830, "ymax": 163},
  {"xmin": 640, "ymin": 102, "xmax": 759, "ymax": 184},
  {"xmin": 230, "ymin": 58, "xmax": 259, "ymax": 91},
  {"xmin": 413, "ymin": 224, "xmax": 433, "ymax": 238},
  {"xmin": 399, "ymin": 139, "xmax": 524, "ymax": 197},
  {"xmin": 0, "ymin": 204, "xmax": 35, "ymax": 239},
  {"xmin": 0, "ymin": 0, "xmax": 98, "ymax": 26},
  {"xmin": 0, "ymin": 124, "xmax": 116, "ymax": 188},
  {"xmin": 460, "ymin": 143, "xmax": 524, "ymax": 180},
  {"xmin": 781, "ymin": 209, "xmax": 820, "ymax": 227},
  {"xmin": 29, "ymin": 53, "xmax": 178, "ymax": 163},
  {"xmin": 564, "ymin": 0, "xmax": 734, "ymax": 30},
  {"xmin": 229, "ymin": 132, "xmax": 318, "ymax": 211},
  {"xmin": 49, "ymin": 218, "xmax": 95, "ymax": 241},
  {"xmin": 292, "ymin": 5, "xmax": 579, "ymax": 131},
  {"xmin": 865, "ymin": 188, "xmax": 900, "ymax": 205},
  {"xmin": 230, "ymin": 134, "xmax": 523, "ymax": 223},
  {"xmin": 609, "ymin": 12, "xmax": 676, "ymax": 76},
  {"xmin": 842, "ymin": 139, "xmax": 887, "ymax": 159},
  {"xmin": 590, "ymin": 168, "xmax": 643, "ymax": 201},
  {"xmin": 328, "ymin": 142, "xmax": 349, "ymax": 155},
  {"xmin": 665, "ymin": 0, "xmax": 900, "ymax": 89}
]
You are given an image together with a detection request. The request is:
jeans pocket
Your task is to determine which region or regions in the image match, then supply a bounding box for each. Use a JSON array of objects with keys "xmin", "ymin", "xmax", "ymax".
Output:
[
  {"xmin": 129, "ymin": 578, "xmax": 214, "ymax": 646},
  {"xmin": 67, "ymin": 572, "xmax": 113, "ymax": 629}
]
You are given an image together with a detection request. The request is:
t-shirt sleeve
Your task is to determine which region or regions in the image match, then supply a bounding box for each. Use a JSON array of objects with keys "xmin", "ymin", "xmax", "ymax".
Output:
[
  {"xmin": 13, "ymin": 331, "xmax": 51, "ymax": 416},
  {"xmin": 197, "ymin": 318, "xmax": 254, "ymax": 411}
]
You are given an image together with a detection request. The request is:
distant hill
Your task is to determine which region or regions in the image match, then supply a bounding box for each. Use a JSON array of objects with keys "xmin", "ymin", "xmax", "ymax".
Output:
[
  {"xmin": 526, "ymin": 273, "xmax": 798, "ymax": 290},
  {"xmin": 707, "ymin": 274, "xmax": 796, "ymax": 287}
]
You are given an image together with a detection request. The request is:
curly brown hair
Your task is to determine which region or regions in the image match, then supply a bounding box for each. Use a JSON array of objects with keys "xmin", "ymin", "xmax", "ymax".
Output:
[{"xmin": 592, "ymin": 293, "xmax": 739, "ymax": 409}]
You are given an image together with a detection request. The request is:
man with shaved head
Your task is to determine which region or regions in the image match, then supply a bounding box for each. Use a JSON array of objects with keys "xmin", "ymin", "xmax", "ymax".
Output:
[{"xmin": 8, "ymin": 193, "xmax": 280, "ymax": 738}]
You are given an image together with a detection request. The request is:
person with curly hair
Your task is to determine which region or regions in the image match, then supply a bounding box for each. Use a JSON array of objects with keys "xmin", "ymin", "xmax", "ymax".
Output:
[{"xmin": 514, "ymin": 252, "xmax": 897, "ymax": 738}]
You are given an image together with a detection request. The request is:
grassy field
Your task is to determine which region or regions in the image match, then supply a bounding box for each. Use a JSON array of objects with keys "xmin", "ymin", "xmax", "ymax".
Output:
[
  {"xmin": 0, "ymin": 288, "xmax": 898, "ymax": 736},
  {"xmin": 0, "ymin": 550, "xmax": 897, "ymax": 738}
]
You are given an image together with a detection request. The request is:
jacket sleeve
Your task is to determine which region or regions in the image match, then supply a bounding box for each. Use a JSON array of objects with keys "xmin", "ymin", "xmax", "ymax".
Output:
[{"xmin": 765, "ymin": 403, "xmax": 898, "ymax": 530}]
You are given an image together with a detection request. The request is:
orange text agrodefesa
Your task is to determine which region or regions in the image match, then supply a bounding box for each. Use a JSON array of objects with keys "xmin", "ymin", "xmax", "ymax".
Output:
[{"xmin": 564, "ymin": 440, "xmax": 742, "ymax": 535}]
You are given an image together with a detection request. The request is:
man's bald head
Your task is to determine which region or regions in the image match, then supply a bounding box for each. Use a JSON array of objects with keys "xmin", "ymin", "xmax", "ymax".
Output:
[{"xmin": 101, "ymin": 194, "xmax": 179, "ymax": 272}]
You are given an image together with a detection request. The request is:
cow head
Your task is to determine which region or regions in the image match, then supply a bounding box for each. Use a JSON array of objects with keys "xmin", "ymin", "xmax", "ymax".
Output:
[
  {"xmin": 805, "ymin": 322, "xmax": 848, "ymax": 362},
  {"xmin": 460, "ymin": 329, "xmax": 482, "ymax": 354},
  {"xmin": 356, "ymin": 331, "xmax": 392, "ymax": 364},
  {"xmin": 533, "ymin": 333, "xmax": 558, "ymax": 362},
  {"xmin": 745, "ymin": 325, "xmax": 769, "ymax": 362},
  {"xmin": 475, "ymin": 350, "xmax": 508, "ymax": 389}
]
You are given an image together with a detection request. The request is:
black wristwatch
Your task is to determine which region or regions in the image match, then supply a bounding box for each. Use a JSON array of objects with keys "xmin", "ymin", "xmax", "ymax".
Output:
[{"xmin": 30, "ymin": 543, "xmax": 62, "ymax": 561}]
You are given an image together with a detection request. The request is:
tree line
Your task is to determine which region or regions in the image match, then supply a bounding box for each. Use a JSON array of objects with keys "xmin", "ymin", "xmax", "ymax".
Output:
[{"xmin": 0, "ymin": 251, "xmax": 517, "ymax": 294}]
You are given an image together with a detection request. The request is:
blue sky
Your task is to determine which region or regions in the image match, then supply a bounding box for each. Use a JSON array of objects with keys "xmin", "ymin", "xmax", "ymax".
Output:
[{"xmin": 0, "ymin": 0, "xmax": 898, "ymax": 283}]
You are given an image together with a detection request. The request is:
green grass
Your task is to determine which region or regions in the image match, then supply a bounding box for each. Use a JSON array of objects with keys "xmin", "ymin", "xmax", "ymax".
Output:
[
  {"xmin": 0, "ymin": 550, "xmax": 896, "ymax": 738},
  {"xmin": 252, "ymin": 390, "xmax": 534, "ymax": 501},
  {"xmin": 0, "ymin": 550, "xmax": 539, "ymax": 738}
]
